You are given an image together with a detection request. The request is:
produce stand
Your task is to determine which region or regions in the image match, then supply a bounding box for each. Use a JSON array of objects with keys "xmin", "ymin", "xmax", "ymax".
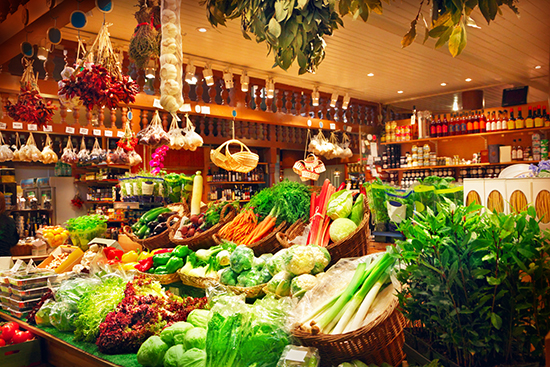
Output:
[{"xmin": 0, "ymin": 311, "xmax": 139, "ymax": 367}]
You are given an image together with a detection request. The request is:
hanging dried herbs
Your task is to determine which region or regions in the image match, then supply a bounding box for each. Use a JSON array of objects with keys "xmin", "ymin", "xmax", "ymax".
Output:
[{"xmin": 128, "ymin": 0, "xmax": 161, "ymax": 69}]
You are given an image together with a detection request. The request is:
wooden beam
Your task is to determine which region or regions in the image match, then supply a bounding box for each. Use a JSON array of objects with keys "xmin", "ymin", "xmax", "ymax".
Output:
[{"xmin": 0, "ymin": 0, "xmax": 96, "ymax": 66}]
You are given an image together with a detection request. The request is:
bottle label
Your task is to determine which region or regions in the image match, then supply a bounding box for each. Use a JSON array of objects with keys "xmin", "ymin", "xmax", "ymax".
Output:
[{"xmin": 436, "ymin": 126, "xmax": 441, "ymax": 135}]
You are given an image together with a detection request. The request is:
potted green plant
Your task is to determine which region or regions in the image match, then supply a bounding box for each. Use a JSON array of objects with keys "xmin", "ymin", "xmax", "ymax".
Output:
[{"xmin": 394, "ymin": 201, "xmax": 550, "ymax": 367}]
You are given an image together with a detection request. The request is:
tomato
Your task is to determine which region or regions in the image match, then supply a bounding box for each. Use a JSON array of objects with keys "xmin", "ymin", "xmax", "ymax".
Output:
[
  {"xmin": 11, "ymin": 330, "xmax": 33, "ymax": 344},
  {"xmin": 0, "ymin": 322, "xmax": 19, "ymax": 342},
  {"xmin": 0, "ymin": 338, "xmax": 5, "ymax": 347}
]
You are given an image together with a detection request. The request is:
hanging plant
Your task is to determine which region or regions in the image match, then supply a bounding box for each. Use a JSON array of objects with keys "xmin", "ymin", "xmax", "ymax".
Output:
[
  {"xmin": 128, "ymin": 0, "xmax": 161, "ymax": 69},
  {"xmin": 58, "ymin": 23, "xmax": 139, "ymax": 111},
  {"xmin": 4, "ymin": 58, "xmax": 57, "ymax": 126},
  {"xmin": 202, "ymin": 0, "xmax": 520, "ymax": 74}
]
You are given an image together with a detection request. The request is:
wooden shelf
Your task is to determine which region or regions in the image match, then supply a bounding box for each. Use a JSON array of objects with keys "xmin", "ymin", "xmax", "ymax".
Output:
[
  {"xmin": 209, "ymin": 162, "xmax": 268, "ymax": 166},
  {"xmin": 75, "ymin": 179, "xmax": 119, "ymax": 185},
  {"xmin": 381, "ymin": 126, "xmax": 550, "ymax": 145},
  {"xmin": 208, "ymin": 181, "xmax": 266, "ymax": 185},
  {"xmin": 382, "ymin": 160, "xmax": 538, "ymax": 172},
  {"xmin": 74, "ymin": 164, "xmax": 131, "ymax": 170},
  {"xmin": 84, "ymin": 200, "xmax": 114, "ymax": 205},
  {"xmin": 10, "ymin": 208, "xmax": 53, "ymax": 212}
]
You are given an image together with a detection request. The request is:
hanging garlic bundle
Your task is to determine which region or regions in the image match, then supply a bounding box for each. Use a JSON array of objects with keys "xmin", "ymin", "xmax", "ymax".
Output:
[
  {"xmin": 12, "ymin": 133, "xmax": 21, "ymax": 162},
  {"xmin": 167, "ymin": 113, "xmax": 186, "ymax": 150},
  {"xmin": 341, "ymin": 132, "xmax": 353, "ymax": 158},
  {"xmin": 77, "ymin": 137, "xmax": 90, "ymax": 164},
  {"xmin": 137, "ymin": 110, "xmax": 170, "ymax": 147},
  {"xmin": 182, "ymin": 114, "xmax": 203, "ymax": 151},
  {"xmin": 159, "ymin": 0, "xmax": 183, "ymax": 112},
  {"xmin": 41, "ymin": 134, "xmax": 58, "ymax": 164},
  {"xmin": 19, "ymin": 133, "xmax": 43, "ymax": 162},
  {"xmin": 0, "ymin": 132, "xmax": 14, "ymax": 162},
  {"xmin": 61, "ymin": 137, "xmax": 78, "ymax": 164}
]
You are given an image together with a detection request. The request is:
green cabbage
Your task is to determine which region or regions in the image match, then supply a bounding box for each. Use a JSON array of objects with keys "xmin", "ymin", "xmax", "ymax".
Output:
[
  {"xmin": 329, "ymin": 218, "xmax": 357, "ymax": 242},
  {"xmin": 137, "ymin": 335, "xmax": 169, "ymax": 367},
  {"xmin": 187, "ymin": 309, "xmax": 210, "ymax": 329},
  {"xmin": 161, "ymin": 322, "xmax": 193, "ymax": 346},
  {"xmin": 327, "ymin": 190, "xmax": 354, "ymax": 220},
  {"xmin": 163, "ymin": 344, "xmax": 185, "ymax": 367},
  {"xmin": 183, "ymin": 327, "xmax": 207, "ymax": 350},
  {"xmin": 180, "ymin": 348, "xmax": 207, "ymax": 367}
]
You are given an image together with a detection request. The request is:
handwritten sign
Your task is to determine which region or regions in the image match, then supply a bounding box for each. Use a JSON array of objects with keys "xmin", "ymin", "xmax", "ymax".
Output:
[
  {"xmin": 346, "ymin": 126, "xmax": 353, "ymax": 132},
  {"xmin": 27, "ymin": 124, "xmax": 38, "ymax": 131},
  {"xmin": 42, "ymin": 125, "xmax": 53, "ymax": 132},
  {"xmin": 117, "ymin": 131, "xmax": 125, "ymax": 138},
  {"xmin": 66, "ymin": 126, "xmax": 75, "ymax": 134},
  {"xmin": 0, "ymin": 122, "xmax": 7, "ymax": 129},
  {"xmin": 93, "ymin": 129, "xmax": 102, "ymax": 136},
  {"xmin": 79, "ymin": 128, "xmax": 89, "ymax": 135},
  {"xmin": 104, "ymin": 130, "xmax": 113, "ymax": 137},
  {"xmin": 330, "ymin": 123, "xmax": 336, "ymax": 130},
  {"xmin": 12, "ymin": 122, "xmax": 23, "ymax": 129}
]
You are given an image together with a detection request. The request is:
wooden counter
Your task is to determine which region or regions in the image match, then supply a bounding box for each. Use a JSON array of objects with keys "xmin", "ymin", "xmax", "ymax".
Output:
[{"xmin": 0, "ymin": 312, "xmax": 120, "ymax": 367}]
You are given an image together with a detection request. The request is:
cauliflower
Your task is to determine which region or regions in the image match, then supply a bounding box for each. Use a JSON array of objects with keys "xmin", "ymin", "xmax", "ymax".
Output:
[
  {"xmin": 230, "ymin": 245, "xmax": 255, "ymax": 274},
  {"xmin": 286, "ymin": 245, "xmax": 315, "ymax": 276},
  {"xmin": 266, "ymin": 248, "xmax": 292, "ymax": 275},
  {"xmin": 309, "ymin": 245, "xmax": 331, "ymax": 274},
  {"xmin": 290, "ymin": 274, "xmax": 318, "ymax": 299}
]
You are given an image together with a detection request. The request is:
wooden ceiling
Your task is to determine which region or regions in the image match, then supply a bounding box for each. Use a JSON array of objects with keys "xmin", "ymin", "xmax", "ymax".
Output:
[{"xmin": 1, "ymin": 0, "xmax": 549, "ymax": 112}]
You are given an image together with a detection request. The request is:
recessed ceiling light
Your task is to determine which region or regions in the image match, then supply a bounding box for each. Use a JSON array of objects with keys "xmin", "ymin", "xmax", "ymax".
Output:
[
  {"xmin": 397, "ymin": 90, "xmax": 403, "ymax": 94},
  {"xmin": 440, "ymin": 82, "xmax": 447, "ymax": 86},
  {"xmin": 197, "ymin": 27, "xmax": 207, "ymax": 33},
  {"xmin": 465, "ymin": 78, "xmax": 472, "ymax": 82},
  {"xmin": 367, "ymin": 73, "xmax": 374, "ymax": 77},
  {"xmin": 535, "ymin": 65, "xmax": 542, "ymax": 69}
]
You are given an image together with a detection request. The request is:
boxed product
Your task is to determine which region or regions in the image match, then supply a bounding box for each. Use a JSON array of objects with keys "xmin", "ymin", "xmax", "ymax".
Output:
[
  {"xmin": 277, "ymin": 345, "xmax": 320, "ymax": 367},
  {"xmin": 8, "ymin": 296, "xmax": 41, "ymax": 311},
  {"xmin": 10, "ymin": 286, "xmax": 49, "ymax": 301},
  {"xmin": 488, "ymin": 144, "xmax": 501, "ymax": 163},
  {"xmin": 37, "ymin": 246, "xmax": 84, "ymax": 274},
  {"xmin": 0, "ymin": 337, "xmax": 41, "ymax": 367},
  {"xmin": 7, "ymin": 272, "xmax": 57, "ymax": 290}
]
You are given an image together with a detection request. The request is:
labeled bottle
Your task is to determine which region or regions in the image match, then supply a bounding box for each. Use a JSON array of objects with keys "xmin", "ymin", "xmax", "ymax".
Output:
[
  {"xmin": 508, "ymin": 109, "xmax": 516, "ymax": 130},
  {"xmin": 442, "ymin": 114, "xmax": 449, "ymax": 136},
  {"xmin": 480, "ymin": 110, "xmax": 487, "ymax": 132},
  {"xmin": 516, "ymin": 107, "xmax": 525, "ymax": 129},
  {"xmin": 525, "ymin": 106, "xmax": 534, "ymax": 128},
  {"xmin": 430, "ymin": 115, "xmax": 436, "ymax": 137},
  {"xmin": 534, "ymin": 105, "xmax": 543, "ymax": 127},
  {"xmin": 473, "ymin": 111, "xmax": 480, "ymax": 134},
  {"xmin": 496, "ymin": 111, "xmax": 503, "ymax": 131},
  {"xmin": 512, "ymin": 140, "xmax": 517, "ymax": 160},
  {"xmin": 491, "ymin": 111, "xmax": 497, "ymax": 131},
  {"xmin": 466, "ymin": 112, "xmax": 473, "ymax": 134},
  {"xmin": 436, "ymin": 115, "xmax": 442, "ymax": 137},
  {"xmin": 517, "ymin": 139, "xmax": 524, "ymax": 160},
  {"xmin": 544, "ymin": 107, "xmax": 550, "ymax": 127},
  {"xmin": 460, "ymin": 113, "xmax": 467, "ymax": 135}
]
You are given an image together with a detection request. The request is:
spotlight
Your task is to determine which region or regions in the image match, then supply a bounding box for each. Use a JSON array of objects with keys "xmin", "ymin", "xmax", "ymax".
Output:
[
  {"xmin": 266, "ymin": 78, "xmax": 275, "ymax": 99},
  {"xmin": 223, "ymin": 69, "xmax": 234, "ymax": 89},
  {"xmin": 330, "ymin": 93, "xmax": 339, "ymax": 108},
  {"xmin": 342, "ymin": 93, "xmax": 350, "ymax": 110},
  {"xmin": 185, "ymin": 61, "xmax": 196, "ymax": 84},
  {"xmin": 312, "ymin": 87, "xmax": 319, "ymax": 106},
  {"xmin": 202, "ymin": 63, "xmax": 214, "ymax": 86},
  {"xmin": 145, "ymin": 59, "xmax": 156, "ymax": 79},
  {"xmin": 240, "ymin": 71, "xmax": 249, "ymax": 92},
  {"xmin": 37, "ymin": 39, "xmax": 49, "ymax": 61}
]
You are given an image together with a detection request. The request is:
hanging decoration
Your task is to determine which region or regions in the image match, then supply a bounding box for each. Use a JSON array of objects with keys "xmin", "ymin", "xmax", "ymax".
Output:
[
  {"xmin": 58, "ymin": 22, "xmax": 139, "ymax": 112},
  {"xmin": 150, "ymin": 145, "xmax": 169, "ymax": 174},
  {"xmin": 159, "ymin": 0, "xmax": 183, "ymax": 112},
  {"xmin": 128, "ymin": 0, "xmax": 161, "ymax": 69},
  {"xmin": 117, "ymin": 119, "xmax": 139, "ymax": 152},
  {"xmin": 294, "ymin": 130, "xmax": 326, "ymax": 181},
  {"xmin": 61, "ymin": 137, "xmax": 78, "ymax": 164},
  {"xmin": 210, "ymin": 115, "xmax": 258, "ymax": 173},
  {"xmin": 0, "ymin": 132, "xmax": 14, "ymax": 162},
  {"xmin": 4, "ymin": 58, "xmax": 57, "ymax": 126},
  {"xmin": 71, "ymin": 193, "xmax": 85, "ymax": 209}
]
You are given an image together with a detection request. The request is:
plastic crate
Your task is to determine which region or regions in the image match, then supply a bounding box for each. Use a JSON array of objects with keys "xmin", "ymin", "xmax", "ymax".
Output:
[
  {"xmin": 7, "ymin": 272, "xmax": 56, "ymax": 290},
  {"xmin": 10, "ymin": 286, "xmax": 49, "ymax": 301},
  {"xmin": 0, "ymin": 338, "xmax": 42, "ymax": 367},
  {"xmin": 7, "ymin": 297, "xmax": 41, "ymax": 311}
]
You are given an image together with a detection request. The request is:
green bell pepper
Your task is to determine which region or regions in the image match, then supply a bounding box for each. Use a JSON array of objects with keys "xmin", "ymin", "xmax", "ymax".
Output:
[
  {"xmin": 153, "ymin": 252, "xmax": 172, "ymax": 267},
  {"xmin": 172, "ymin": 245, "xmax": 190, "ymax": 259},
  {"xmin": 147, "ymin": 267, "xmax": 156, "ymax": 274},
  {"xmin": 154, "ymin": 265, "xmax": 169, "ymax": 275},
  {"xmin": 165, "ymin": 256, "xmax": 184, "ymax": 274}
]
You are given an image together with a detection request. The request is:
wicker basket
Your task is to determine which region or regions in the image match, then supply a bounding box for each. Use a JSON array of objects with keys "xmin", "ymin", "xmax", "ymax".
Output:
[
  {"xmin": 213, "ymin": 221, "xmax": 288, "ymax": 256},
  {"xmin": 139, "ymin": 271, "xmax": 180, "ymax": 285},
  {"xmin": 225, "ymin": 283, "xmax": 266, "ymax": 299},
  {"xmin": 277, "ymin": 196, "xmax": 371, "ymax": 265},
  {"xmin": 123, "ymin": 214, "xmax": 180, "ymax": 251},
  {"xmin": 210, "ymin": 139, "xmax": 259, "ymax": 173},
  {"xmin": 10, "ymin": 244, "xmax": 32, "ymax": 256},
  {"xmin": 169, "ymin": 204, "xmax": 237, "ymax": 251},
  {"xmin": 292, "ymin": 297, "xmax": 407, "ymax": 367},
  {"xmin": 178, "ymin": 271, "xmax": 219, "ymax": 289}
]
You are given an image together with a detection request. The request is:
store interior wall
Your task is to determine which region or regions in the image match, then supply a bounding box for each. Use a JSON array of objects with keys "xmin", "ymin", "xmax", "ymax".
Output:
[{"xmin": 14, "ymin": 166, "xmax": 54, "ymax": 182}]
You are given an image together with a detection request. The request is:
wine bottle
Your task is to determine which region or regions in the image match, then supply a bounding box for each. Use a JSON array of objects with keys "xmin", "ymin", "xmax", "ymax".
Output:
[
  {"xmin": 473, "ymin": 111, "xmax": 480, "ymax": 134},
  {"xmin": 466, "ymin": 112, "xmax": 473, "ymax": 134},
  {"xmin": 534, "ymin": 105, "xmax": 543, "ymax": 127},
  {"xmin": 442, "ymin": 114, "xmax": 449, "ymax": 137},
  {"xmin": 508, "ymin": 109, "xmax": 516, "ymax": 130},
  {"xmin": 543, "ymin": 107, "xmax": 550, "ymax": 127},
  {"xmin": 480, "ymin": 109, "xmax": 487, "ymax": 133},
  {"xmin": 516, "ymin": 107, "xmax": 525, "ymax": 129},
  {"xmin": 436, "ymin": 115, "xmax": 442, "ymax": 137},
  {"xmin": 525, "ymin": 106, "xmax": 534, "ymax": 128},
  {"xmin": 496, "ymin": 111, "xmax": 502, "ymax": 131},
  {"xmin": 512, "ymin": 140, "xmax": 517, "ymax": 160},
  {"xmin": 517, "ymin": 139, "xmax": 524, "ymax": 160}
]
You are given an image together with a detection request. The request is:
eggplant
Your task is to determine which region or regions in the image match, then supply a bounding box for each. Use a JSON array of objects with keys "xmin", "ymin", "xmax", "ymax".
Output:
[
  {"xmin": 157, "ymin": 211, "xmax": 177, "ymax": 223},
  {"xmin": 148, "ymin": 220, "xmax": 160, "ymax": 230},
  {"xmin": 152, "ymin": 222, "xmax": 168, "ymax": 236}
]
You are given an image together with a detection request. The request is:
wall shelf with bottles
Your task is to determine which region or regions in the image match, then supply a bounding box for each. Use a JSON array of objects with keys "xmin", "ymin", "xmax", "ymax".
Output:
[
  {"xmin": 75, "ymin": 179, "xmax": 119, "ymax": 185},
  {"xmin": 208, "ymin": 181, "xmax": 266, "ymax": 185},
  {"xmin": 381, "ymin": 160, "xmax": 539, "ymax": 172}
]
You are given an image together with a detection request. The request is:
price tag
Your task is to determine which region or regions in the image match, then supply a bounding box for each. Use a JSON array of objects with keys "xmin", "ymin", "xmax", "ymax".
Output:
[
  {"xmin": 330, "ymin": 123, "xmax": 336, "ymax": 130},
  {"xmin": 370, "ymin": 142, "xmax": 378, "ymax": 157},
  {"xmin": 79, "ymin": 127, "xmax": 89, "ymax": 135},
  {"xmin": 180, "ymin": 104, "xmax": 192, "ymax": 112},
  {"xmin": 104, "ymin": 130, "xmax": 113, "ymax": 137},
  {"xmin": 200, "ymin": 106, "xmax": 211, "ymax": 114},
  {"xmin": 346, "ymin": 126, "xmax": 353, "ymax": 132},
  {"xmin": 93, "ymin": 129, "xmax": 102, "ymax": 136},
  {"xmin": 153, "ymin": 98, "xmax": 162, "ymax": 109},
  {"xmin": 42, "ymin": 125, "xmax": 53, "ymax": 132},
  {"xmin": 284, "ymin": 350, "xmax": 307, "ymax": 362},
  {"xmin": 117, "ymin": 131, "xmax": 125, "ymax": 138},
  {"xmin": 66, "ymin": 126, "xmax": 75, "ymax": 134},
  {"xmin": 12, "ymin": 122, "xmax": 23, "ymax": 129},
  {"xmin": 0, "ymin": 122, "xmax": 6, "ymax": 129},
  {"xmin": 27, "ymin": 124, "xmax": 38, "ymax": 131}
]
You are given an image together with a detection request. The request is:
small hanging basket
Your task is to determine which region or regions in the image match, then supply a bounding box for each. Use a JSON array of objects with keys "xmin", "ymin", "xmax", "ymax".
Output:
[
  {"xmin": 293, "ymin": 154, "xmax": 325, "ymax": 181},
  {"xmin": 210, "ymin": 139, "xmax": 259, "ymax": 173}
]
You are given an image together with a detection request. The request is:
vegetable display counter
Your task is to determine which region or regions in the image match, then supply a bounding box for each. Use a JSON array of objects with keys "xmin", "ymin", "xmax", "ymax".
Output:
[{"xmin": 0, "ymin": 311, "xmax": 139, "ymax": 367}]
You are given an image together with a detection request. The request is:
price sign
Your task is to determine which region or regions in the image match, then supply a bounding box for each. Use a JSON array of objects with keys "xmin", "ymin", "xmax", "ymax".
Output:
[
  {"xmin": 79, "ymin": 128, "xmax": 89, "ymax": 135},
  {"xmin": 27, "ymin": 124, "xmax": 38, "ymax": 131},
  {"xmin": 93, "ymin": 129, "xmax": 102, "ymax": 136},
  {"xmin": 0, "ymin": 122, "xmax": 7, "ymax": 129},
  {"xmin": 346, "ymin": 126, "xmax": 353, "ymax": 132},
  {"xmin": 42, "ymin": 125, "xmax": 53, "ymax": 132},
  {"xmin": 104, "ymin": 130, "xmax": 113, "ymax": 137},
  {"xmin": 200, "ymin": 106, "xmax": 211, "ymax": 114},
  {"xmin": 330, "ymin": 123, "xmax": 336, "ymax": 130},
  {"xmin": 153, "ymin": 98, "xmax": 162, "ymax": 109},
  {"xmin": 12, "ymin": 122, "xmax": 23, "ymax": 129},
  {"xmin": 117, "ymin": 131, "xmax": 125, "ymax": 138},
  {"xmin": 66, "ymin": 126, "xmax": 75, "ymax": 134}
]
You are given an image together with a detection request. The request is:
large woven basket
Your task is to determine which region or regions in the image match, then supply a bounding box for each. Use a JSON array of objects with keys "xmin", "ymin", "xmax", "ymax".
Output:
[
  {"xmin": 213, "ymin": 221, "xmax": 287, "ymax": 256},
  {"xmin": 210, "ymin": 139, "xmax": 259, "ymax": 173},
  {"xmin": 277, "ymin": 196, "xmax": 371, "ymax": 265},
  {"xmin": 177, "ymin": 269, "xmax": 265, "ymax": 298},
  {"xmin": 139, "ymin": 271, "xmax": 180, "ymax": 285},
  {"xmin": 292, "ymin": 297, "xmax": 407, "ymax": 367},
  {"xmin": 225, "ymin": 283, "xmax": 266, "ymax": 299},
  {"xmin": 168, "ymin": 204, "xmax": 237, "ymax": 251}
]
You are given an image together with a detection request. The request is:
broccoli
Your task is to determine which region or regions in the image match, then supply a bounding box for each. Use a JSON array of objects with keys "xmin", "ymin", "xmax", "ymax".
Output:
[
  {"xmin": 265, "ymin": 271, "xmax": 293, "ymax": 297},
  {"xmin": 285, "ymin": 245, "xmax": 315, "ymax": 276},
  {"xmin": 266, "ymin": 249, "xmax": 292, "ymax": 275},
  {"xmin": 219, "ymin": 268, "xmax": 239, "ymax": 286},
  {"xmin": 259, "ymin": 267, "xmax": 273, "ymax": 284},
  {"xmin": 309, "ymin": 245, "xmax": 331, "ymax": 274},
  {"xmin": 229, "ymin": 245, "xmax": 255, "ymax": 274},
  {"xmin": 237, "ymin": 269, "xmax": 264, "ymax": 287},
  {"xmin": 290, "ymin": 274, "xmax": 318, "ymax": 299}
]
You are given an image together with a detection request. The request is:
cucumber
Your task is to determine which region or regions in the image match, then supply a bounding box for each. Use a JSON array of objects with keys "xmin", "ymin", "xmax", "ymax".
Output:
[{"xmin": 139, "ymin": 207, "xmax": 171, "ymax": 224}]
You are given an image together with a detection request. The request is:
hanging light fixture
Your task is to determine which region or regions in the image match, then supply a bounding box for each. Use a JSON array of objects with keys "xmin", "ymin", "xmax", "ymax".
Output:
[
  {"xmin": 202, "ymin": 63, "xmax": 214, "ymax": 86},
  {"xmin": 330, "ymin": 92, "xmax": 339, "ymax": 108},
  {"xmin": 240, "ymin": 70, "xmax": 250, "ymax": 92},
  {"xmin": 312, "ymin": 87, "xmax": 320, "ymax": 106},
  {"xmin": 265, "ymin": 77, "xmax": 275, "ymax": 99},
  {"xmin": 342, "ymin": 93, "xmax": 350, "ymax": 109},
  {"xmin": 145, "ymin": 59, "xmax": 156, "ymax": 79},
  {"xmin": 185, "ymin": 61, "xmax": 197, "ymax": 84},
  {"xmin": 223, "ymin": 69, "xmax": 234, "ymax": 89},
  {"xmin": 37, "ymin": 38, "xmax": 49, "ymax": 61}
]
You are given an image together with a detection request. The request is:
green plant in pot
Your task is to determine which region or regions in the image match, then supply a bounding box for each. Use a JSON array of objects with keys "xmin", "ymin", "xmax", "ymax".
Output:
[{"xmin": 394, "ymin": 200, "xmax": 550, "ymax": 367}]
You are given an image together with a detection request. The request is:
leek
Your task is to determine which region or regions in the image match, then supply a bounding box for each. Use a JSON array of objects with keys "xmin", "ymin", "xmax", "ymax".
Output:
[{"xmin": 344, "ymin": 273, "xmax": 389, "ymax": 333}]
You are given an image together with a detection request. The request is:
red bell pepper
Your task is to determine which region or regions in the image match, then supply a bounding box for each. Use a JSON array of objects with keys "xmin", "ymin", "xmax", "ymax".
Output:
[
  {"xmin": 104, "ymin": 247, "xmax": 124, "ymax": 261},
  {"xmin": 135, "ymin": 256, "xmax": 154, "ymax": 272},
  {"xmin": 152, "ymin": 248, "xmax": 173, "ymax": 255}
]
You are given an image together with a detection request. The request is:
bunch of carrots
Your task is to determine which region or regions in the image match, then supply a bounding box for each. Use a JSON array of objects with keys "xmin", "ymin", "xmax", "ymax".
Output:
[
  {"xmin": 242, "ymin": 206, "xmax": 278, "ymax": 245},
  {"xmin": 218, "ymin": 207, "xmax": 279, "ymax": 246},
  {"xmin": 307, "ymin": 179, "xmax": 336, "ymax": 247}
]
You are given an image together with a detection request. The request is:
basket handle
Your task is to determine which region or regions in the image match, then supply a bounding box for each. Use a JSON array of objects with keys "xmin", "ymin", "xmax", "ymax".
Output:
[
  {"xmin": 220, "ymin": 204, "xmax": 237, "ymax": 222},
  {"xmin": 223, "ymin": 139, "xmax": 252, "ymax": 155},
  {"xmin": 276, "ymin": 232, "xmax": 292, "ymax": 249}
]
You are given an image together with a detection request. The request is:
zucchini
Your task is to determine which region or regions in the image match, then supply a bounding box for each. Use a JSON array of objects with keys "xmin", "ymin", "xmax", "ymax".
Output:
[{"xmin": 139, "ymin": 207, "xmax": 171, "ymax": 224}]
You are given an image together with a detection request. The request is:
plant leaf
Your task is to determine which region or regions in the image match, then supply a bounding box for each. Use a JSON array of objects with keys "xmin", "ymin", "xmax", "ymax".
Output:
[
  {"xmin": 402, "ymin": 20, "xmax": 417, "ymax": 48},
  {"xmin": 274, "ymin": 1, "xmax": 288, "ymax": 22},
  {"xmin": 434, "ymin": 26, "xmax": 453, "ymax": 49},
  {"xmin": 297, "ymin": 0, "xmax": 308, "ymax": 10},
  {"xmin": 268, "ymin": 17, "xmax": 282, "ymax": 38},
  {"xmin": 448, "ymin": 24, "xmax": 466, "ymax": 57},
  {"xmin": 491, "ymin": 312, "xmax": 502, "ymax": 330}
]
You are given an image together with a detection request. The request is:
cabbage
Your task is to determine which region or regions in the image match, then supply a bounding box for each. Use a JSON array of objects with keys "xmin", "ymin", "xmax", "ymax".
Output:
[
  {"xmin": 183, "ymin": 327, "xmax": 207, "ymax": 350},
  {"xmin": 327, "ymin": 190, "xmax": 354, "ymax": 220},
  {"xmin": 329, "ymin": 218, "xmax": 357, "ymax": 242},
  {"xmin": 187, "ymin": 309, "xmax": 210, "ymax": 329},
  {"xmin": 179, "ymin": 348, "xmax": 207, "ymax": 367},
  {"xmin": 265, "ymin": 271, "xmax": 293, "ymax": 297}
]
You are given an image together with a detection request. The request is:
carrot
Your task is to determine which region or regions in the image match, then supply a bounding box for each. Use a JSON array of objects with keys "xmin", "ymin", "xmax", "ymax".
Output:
[{"xmin": 247, "ymin": 215, "xmax": 277, "ymax": 245}]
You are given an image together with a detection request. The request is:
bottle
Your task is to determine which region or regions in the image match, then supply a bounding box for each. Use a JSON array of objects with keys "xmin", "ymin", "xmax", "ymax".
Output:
[
  {"xmin": 534, "ymin": 105, "xmax": 543, "ymax": 127},
  {"xmin": 473, "ymin": 111, "xmax": 480, "ymax": 134},
  {"xmin": 460, "ymin": 113, "xmax": 467, "ymax": 135},
  {"xmin": 512, "ymin": 140, "xmax": 517, "ymax": 160},
  {"xmin": 435, "ymin": 115, "xmax": 441, "ymax": 137},
  {"xmin": 466, "ymin": 112, "xmax": 473, "ymax": 134},
  {"xmin": 206, "ymin": 169, "xmax": 212, "ymax": 182},
  {"xmin": 516, "ymin": 107, "xmax": 524, "ymax": 129},
  {"xmin": 502, "ymin": 110, "xmax": 508, "ymax": 131},
  {"xmin": 442, "ymin": 114, "xmax": 449, "ymax": 136},
  {"xmin": 525, "ymin": 106, "xmax": 534, "ymax": 128},
  {"xmin": 517, "ymin": 139, "xmax": 524, "ymax": 160},
  {"xmin": 491, "ymin": 111, "xmax": 497, "ymax": 131},
  {"xmin": 508, "ymin": 109, "xmax": 516, "ymax": 130},
  {"xmin": 524, "ymin": 145, "xmax": 532, "ymax": 160},
  {"xmin": 544, "ymin": 107, "xmax": 550, "ymax": 127},
  {"xmin": 430, "ymin": 115, "xmax": 436, "ymax": 137},
  {"xmin": 496, "ymin": 111, "xmax": 502, "ymax": 131},
  {"xmin": 480, "ymin": 110, "xmax": 487, "ymax": 133}
]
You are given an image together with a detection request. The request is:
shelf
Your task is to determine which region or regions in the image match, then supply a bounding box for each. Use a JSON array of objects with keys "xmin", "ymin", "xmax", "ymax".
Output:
[
  {"xmin": 75, "ymin": 179, "xmax": 119, "ymax": 185},
  {"xmin": 208, "ymin": 181, "xmax": 266, "ymax": 185},
  {"xmin": 209, "ymin": 162, "xmax": 268, "ymax": 166},
  {"xmin": 84, "ymin": 200, "xmax": 114, "ymax": 205},
  {"xmin": 74, "ymin": 163, "xmax": 131, "ymax": 170},
  {"xmin": 9, "ymin": 208, "xmax": 53, "ymax": 212},
  {"xmin": 382, "ymin": 160, "xmax": 539, "ymax": 172},
  {"xmin": 381, "ymin": 126, "xmax": 550, "ymax": 145},
  {"xmin": 107, "ymin": 219, "xmax": 126, "ymax": 223}
]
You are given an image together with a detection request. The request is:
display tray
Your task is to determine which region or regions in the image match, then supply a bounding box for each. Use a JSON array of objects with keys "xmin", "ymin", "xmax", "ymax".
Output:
[{"xmin": 0, "ymin": 311, "xmax": 140, "ymax": 367}]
